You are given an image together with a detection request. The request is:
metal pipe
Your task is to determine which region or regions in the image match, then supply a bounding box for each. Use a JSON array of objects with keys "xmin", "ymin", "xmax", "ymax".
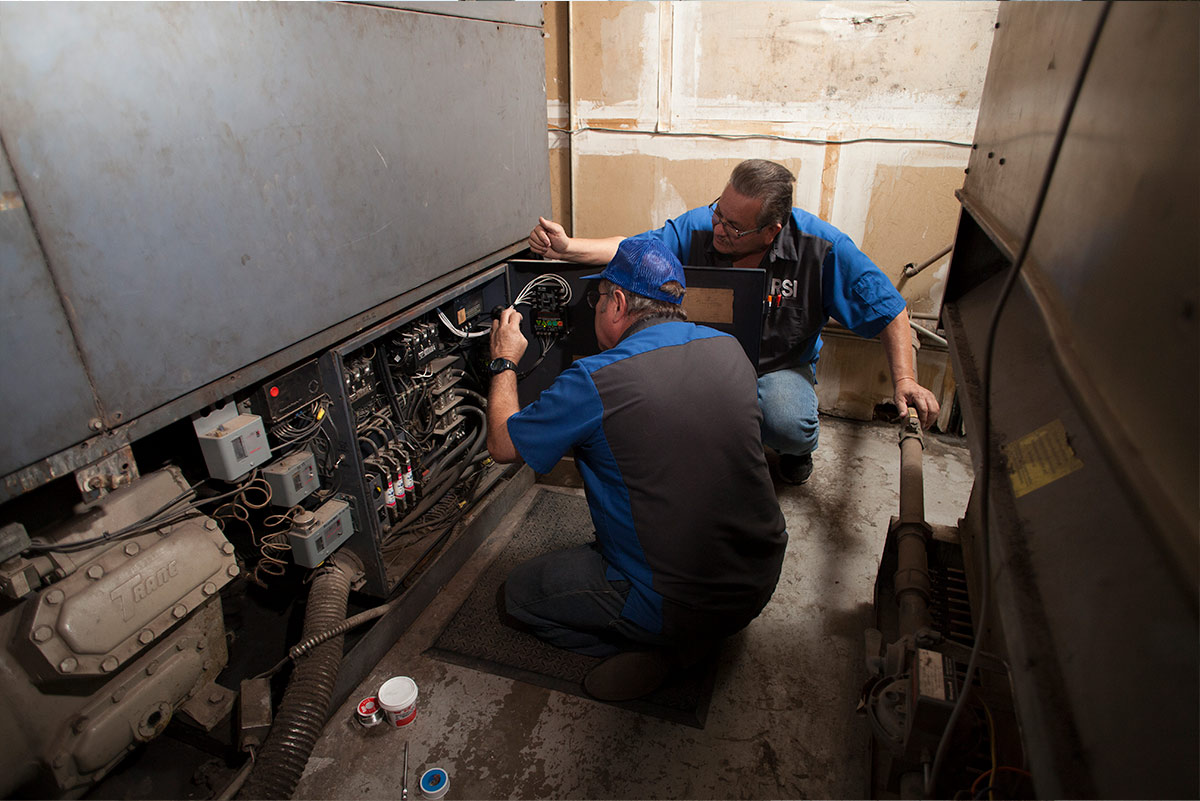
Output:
[
  {"xmin": 909, "ymin": 320, "xmax": 949, "ymax": 347},
  {"xmin": 894, "ymin": 410, "xmax": 933, "ymax": 636},
  {"xmin": 903, "ymin": 243, "xmax": 953, "ymax": 278}
]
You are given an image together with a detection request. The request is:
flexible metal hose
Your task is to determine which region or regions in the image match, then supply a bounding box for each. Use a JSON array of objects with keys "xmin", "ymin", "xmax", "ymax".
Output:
[{"xmin": 237, "ymin": 555, "xmax": 355, "ymax": 800}]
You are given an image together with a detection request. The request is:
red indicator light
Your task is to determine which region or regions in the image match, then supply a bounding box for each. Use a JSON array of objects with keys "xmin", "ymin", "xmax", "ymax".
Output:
[{"xmin": 269, "ymin": 386, "xmax": 280, "ymax": 398}]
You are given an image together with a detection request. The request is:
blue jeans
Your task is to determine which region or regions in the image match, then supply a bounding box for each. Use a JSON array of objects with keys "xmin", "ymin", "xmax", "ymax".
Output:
[
  {"xmin": 503, "ymin": 542, "xmax": 672, "ymax": 657},
  {"xmin": 757, "ymin": 364, "xmax": 820, "ymax": 457}
]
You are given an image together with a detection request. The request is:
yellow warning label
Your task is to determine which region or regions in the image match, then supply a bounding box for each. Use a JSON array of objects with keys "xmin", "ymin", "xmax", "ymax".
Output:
[{"xmin": 1004, "ymin": 418, "xmax": 1084, "ymax": 498}]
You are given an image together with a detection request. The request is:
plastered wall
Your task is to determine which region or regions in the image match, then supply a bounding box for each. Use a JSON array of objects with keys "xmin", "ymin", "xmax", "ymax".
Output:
[{"xmin": 543, "ymin": 1, "xmax": 997, "ymax": 422}]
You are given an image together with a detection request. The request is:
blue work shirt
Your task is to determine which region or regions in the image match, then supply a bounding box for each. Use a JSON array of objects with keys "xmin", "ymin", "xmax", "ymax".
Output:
[{"xmin": 629, "ymin": 206, "xmax": 906, "ymax": 374}]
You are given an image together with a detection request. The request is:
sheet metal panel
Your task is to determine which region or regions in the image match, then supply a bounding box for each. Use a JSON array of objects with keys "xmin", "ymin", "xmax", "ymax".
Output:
[
  {"xmin": 961, "ymin": 0, "xmax": 1197, "ymax": 570},
  {"xmin": 0, "ymin": 148, "xmax": 100, "ymax": 477},
  {"xmin": 946, "ymin": 3, "xmax": 1198, "ymax": 797},
  {"xmin": 0, "ymin": 2, "xmax": 549, "ymax": 453}
]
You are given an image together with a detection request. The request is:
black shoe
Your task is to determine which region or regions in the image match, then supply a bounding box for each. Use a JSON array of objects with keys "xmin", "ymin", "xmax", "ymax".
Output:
[
  {"xmin": 778, "ymin": 453, "xmax": 814, "ymax": 485},
  {"xmin": 583, "ymin": 650, "xmax": 672, "ymax": 701}
]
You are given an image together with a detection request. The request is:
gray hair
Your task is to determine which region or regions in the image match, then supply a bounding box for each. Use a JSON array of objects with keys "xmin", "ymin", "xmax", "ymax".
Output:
[
  {"xmin": 603, "ymin": 279, "xmax": 687, "ymax": 322},
  {"xmin": 728, "ymin": 159, "xmax": 794, "ymax": 227}
]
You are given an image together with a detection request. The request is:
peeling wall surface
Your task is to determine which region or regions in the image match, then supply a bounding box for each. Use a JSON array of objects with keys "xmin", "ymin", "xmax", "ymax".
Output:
[{"xmin": 544, "ymin": 1, "xmax": 997, "ymax": 419}]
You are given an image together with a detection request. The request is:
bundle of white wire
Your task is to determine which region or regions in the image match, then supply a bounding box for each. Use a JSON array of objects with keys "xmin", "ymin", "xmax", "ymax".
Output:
[
  {"xmin": 513, "ymin": 273, "xmax": 572, "ymax": 307},
  {"xmin": 437, "ymin": 273, "xmax": 572, "ymax": 339}
]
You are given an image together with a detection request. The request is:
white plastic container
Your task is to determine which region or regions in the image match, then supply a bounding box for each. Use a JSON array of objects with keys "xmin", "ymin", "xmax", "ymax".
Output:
[{"xmin": 376, "ymin": 676, "xmax": 419, "ymax": 727}]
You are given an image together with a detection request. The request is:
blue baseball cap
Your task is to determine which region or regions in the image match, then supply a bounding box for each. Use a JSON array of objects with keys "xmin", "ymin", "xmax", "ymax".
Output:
[{"xmin": 582, "ymin": 238, "xmax": 686, "ymax": 305}]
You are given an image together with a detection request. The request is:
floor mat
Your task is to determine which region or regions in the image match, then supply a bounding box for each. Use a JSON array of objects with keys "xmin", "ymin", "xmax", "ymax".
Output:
[{"xmin": 426, "ymin": 488, "xmax": 720, "ymax": 728}]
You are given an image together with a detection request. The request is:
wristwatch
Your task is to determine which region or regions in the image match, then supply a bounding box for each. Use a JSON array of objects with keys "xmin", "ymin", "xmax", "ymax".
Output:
[{"xmin": 488, "ymin": 357, "xmax": 517, "ymax": 376}]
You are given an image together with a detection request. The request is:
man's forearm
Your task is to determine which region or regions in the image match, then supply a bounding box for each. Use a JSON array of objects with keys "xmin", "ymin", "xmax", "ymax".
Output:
[
  {"xmin": 880, "ymin": 309, "xmax": 917, "ymax": 385},
  {"xmin": 486, "ymin": 372, "xmax": 522, "ymax": 463},
  {"xmin": 561, "ymin": 236, "xmax": 625, "ymax": 265}
]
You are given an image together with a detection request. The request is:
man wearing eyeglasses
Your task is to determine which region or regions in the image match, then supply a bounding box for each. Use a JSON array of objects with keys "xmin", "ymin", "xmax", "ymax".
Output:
[
  {"xmin": 529, "ymin": 159, "xmax": 939, "ymax": 486},
  {"xmin": 487, "ymin": 238, "xmax": 787, "ymax": 701}
]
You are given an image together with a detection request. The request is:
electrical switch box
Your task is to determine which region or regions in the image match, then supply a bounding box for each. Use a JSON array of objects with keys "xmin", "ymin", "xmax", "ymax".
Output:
[
  {"xmin": 287, "ymin": 499, "xmax": 353, "ymax": 568},
  {"xmin": 263, "ymin": 450, "xmax": 319, "ymax": 507},
  {"xmin": 196, "ymin": 413, "xmax": 272, "ymax": 481}
]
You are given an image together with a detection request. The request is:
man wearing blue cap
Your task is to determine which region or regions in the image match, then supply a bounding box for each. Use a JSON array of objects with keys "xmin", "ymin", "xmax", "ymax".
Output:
[
  {"xmin": 528, "ymin": 159, "xmax": 940, "ymax": 485},
  {"xmin": 487, "ymin": 238, "xmax": 788, "ymax": 701}
]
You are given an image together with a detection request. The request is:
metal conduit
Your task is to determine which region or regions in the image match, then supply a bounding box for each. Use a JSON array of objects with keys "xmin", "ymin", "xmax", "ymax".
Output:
[{"xmin": 237, "ymin": 552, "xmax": 358, "ymax": 800}]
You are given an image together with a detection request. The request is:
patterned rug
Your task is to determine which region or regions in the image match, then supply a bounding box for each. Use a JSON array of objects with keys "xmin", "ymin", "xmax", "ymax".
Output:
[{"xmin": 426, "ymin": 488, "xmax": 720, "ymax": 728}]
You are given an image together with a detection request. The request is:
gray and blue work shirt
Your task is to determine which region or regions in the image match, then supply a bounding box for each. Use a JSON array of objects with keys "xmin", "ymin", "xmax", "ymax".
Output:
[{"xmin": 506, "ymin": 318, "xmax": 788, "ymax": 639}]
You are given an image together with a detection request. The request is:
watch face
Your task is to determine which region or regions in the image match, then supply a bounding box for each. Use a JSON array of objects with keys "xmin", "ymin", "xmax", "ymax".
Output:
[{"xmin": 489, "ymin": 358, "xmax": 515, "ymax": 375}]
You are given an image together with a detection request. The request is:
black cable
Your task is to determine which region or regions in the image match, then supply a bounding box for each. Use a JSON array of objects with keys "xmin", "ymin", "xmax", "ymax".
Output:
[
  {"xmin": 925, "ymin": 3, "xmax": 1113, "ymax": 795},
  {"xmin": 549, "ymin": 124, "xmax": 973, "ymax": 149}
]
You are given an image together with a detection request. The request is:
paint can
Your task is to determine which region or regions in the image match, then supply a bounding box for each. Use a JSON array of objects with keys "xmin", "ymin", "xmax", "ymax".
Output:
[
  {"xmin": 377, "ymin": 676, "xmax": 419, "ymax": 727},
  {"xmin": 419, "ymin": 767, "xmax": 449, "ymax": 799},
  {"xmin": 355, "ymin": 695, "xmax": 384, "ymax": 728}
]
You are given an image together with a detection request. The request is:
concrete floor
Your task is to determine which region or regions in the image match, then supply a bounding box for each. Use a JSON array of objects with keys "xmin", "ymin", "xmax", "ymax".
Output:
[{"xmin": 294, "ymin": 415, "xmax": 974, "ymax": 800}]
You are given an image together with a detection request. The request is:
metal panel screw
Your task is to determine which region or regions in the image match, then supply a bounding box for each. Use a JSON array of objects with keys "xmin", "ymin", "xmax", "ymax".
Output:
[
  {"xmin": 172, "ymin": 605, "xmax": 188, "ymax": 619},
  {"xmin": 86, "ymin": 565, "xmax": 104, "ymax": 579},
  {"xmin": 33, "ymin": 626, "xmax": 53, "ymax": 643},
  {"xmin": 89, "ymin": 419, "xmax": 103, "ymax": 431},
  {"xmin": 138, "ymin": 630, "xmax": 154, "ymax": 644},
  {"xmin": 46, "ymin": 590, "xmax": 64, "ymax": 605},
  {"xmin": 202, "ymin": 582, "xmax": 217, "ymax": 596},
  {"xmin": 101, "ymin": 656, "xmax": 119, "ymax": 673},
  {"xmin": 227, "ymin": 565, "xmax": 239, "ymax": 577},
  {"xmin": 124, "ymin": 543, "xmax": 140, "ymax": 556},
  {"xmin": 221, "ymin": 542, "xmax": 235, "ymax": 554},
  {"xmin": 205, "ymin": 519, "xmax": 218, "ymax": 531},
  {"xmin": 196, "ymin": 641, "xmax": 206, "ymax": 652},
  {"xmin": 60, "ymin": 657, "xmax": 78, "ymax": 673},
  {"xmin": 209, "ymin": 692, "xmax": 223, "ymax": 704},
  {"xmin": 146, "ymin": 660, "xmax": 159, "ymax": 676},
  {"xmin": 72, "ymin": 716, "xmax": 90, "ymax": 734}
]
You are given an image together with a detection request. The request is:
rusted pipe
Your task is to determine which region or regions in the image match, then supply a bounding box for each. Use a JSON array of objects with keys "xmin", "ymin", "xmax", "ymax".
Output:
[
  {"xmin": 894, "ymin": 410, "xmax": 933, "ymax": 637},
  {"xmin": 903, "ymin": 243, "xmax": 953, "ymax": 278}
]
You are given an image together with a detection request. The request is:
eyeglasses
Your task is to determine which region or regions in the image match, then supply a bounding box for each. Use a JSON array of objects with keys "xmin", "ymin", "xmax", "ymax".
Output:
[
  {"xmin": 710, "ymin": 198, "xmax": 767, "ymax": 238},
  {"xmin": 585, "ymin": 288, "xmax": 610, "ymax": 308}
]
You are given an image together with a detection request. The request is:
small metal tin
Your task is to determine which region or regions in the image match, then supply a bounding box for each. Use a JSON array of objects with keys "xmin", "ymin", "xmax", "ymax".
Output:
[{"xmin": 356, "ymin": 695, "xmax": 384, "ymax": 727}]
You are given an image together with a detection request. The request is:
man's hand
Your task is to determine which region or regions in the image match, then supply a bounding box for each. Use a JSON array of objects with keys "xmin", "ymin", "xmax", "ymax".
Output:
[
  {"xmin": 529, "ymin": 217, "xmax": 572, "ymax": 260},
  {"xmin": 893, "ymin": 377, "xmax": 940, "ymax": 429},
  {"xmin": 490, "ymin": 307, "xmax": 528, "ymax": 364}
]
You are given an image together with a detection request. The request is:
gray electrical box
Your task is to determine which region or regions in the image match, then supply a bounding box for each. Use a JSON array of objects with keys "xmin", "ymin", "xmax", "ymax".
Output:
[
  {"xmin": 263, "ymin": 450, "xmax": 319, "ymax": 507},
  {"xmin": 194, "ymin": 407, "xmax": 272, "ymax": 481},
  {"xmin": 287, "ymin": 499, "xmax": 353, "ymax": 568}
]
